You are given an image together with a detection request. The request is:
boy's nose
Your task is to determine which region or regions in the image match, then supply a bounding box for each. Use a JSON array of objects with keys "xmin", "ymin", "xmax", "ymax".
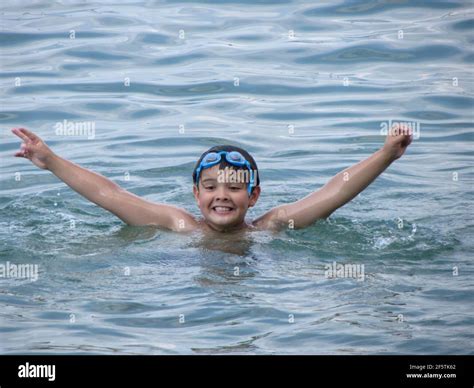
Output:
[{"xmin": 214, "ymin": 185, "xmax": 230, "ymax": 200}]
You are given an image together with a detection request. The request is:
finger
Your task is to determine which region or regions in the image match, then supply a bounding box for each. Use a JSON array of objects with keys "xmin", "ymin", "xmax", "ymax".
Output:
[
  {"xmin": 401, "ymin": 135, "xmax": 410, "ymax": 146},
  {"xmin": 14, "ymin": 151, "xmax": 26, "ymax": 157},
  {"xmin": 401, "ymin": 133, "xmax": 413, "ymax": 148},
  {"xmin": 18, "ymin": 128, "xmax": 40, "ymax": 142},
  {"xmin": 11, "ymin": 128, "xmax": 29, "ymax": 142}
]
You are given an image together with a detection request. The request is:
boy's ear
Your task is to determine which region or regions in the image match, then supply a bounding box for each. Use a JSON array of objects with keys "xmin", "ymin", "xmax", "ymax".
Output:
[
  {"xmin": 193, "ymin": 184, "xmax": 200, "ymax": 204},
  {"xmin": 248, "ymin": 186, "xmax": 261, "ymax": 208}
]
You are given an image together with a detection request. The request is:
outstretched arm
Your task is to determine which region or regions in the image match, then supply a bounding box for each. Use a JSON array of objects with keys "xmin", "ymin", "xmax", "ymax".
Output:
[
  {"xmin": 254, "ymin": 125, "xmax": 414, "ymax": 230},
  {"xmin": 11, "ymin": 128, "xmax": 197, "ymax": 231}
]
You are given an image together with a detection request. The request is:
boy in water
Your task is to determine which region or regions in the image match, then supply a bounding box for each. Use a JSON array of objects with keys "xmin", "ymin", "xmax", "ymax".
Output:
[{"xmin": 11, "ymin": 126, "xmax": 413, "ymax": 233}]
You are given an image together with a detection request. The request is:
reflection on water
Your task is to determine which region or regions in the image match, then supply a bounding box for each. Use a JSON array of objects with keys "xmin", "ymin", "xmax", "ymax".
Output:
[{"xmin": 190, "ymin": 227, "xmax": 256, "ymax": 256}]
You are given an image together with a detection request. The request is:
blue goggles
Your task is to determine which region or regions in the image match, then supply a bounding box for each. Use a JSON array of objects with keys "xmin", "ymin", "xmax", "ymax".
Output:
[{"xmin": 195, "ymin": 151, "xmax": 255, "ymax": 196}]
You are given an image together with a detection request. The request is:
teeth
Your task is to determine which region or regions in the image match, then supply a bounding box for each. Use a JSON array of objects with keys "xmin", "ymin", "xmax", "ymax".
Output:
[{"xmin": 214, "ymin": 207, "xmax": 232, "ymax": 212}]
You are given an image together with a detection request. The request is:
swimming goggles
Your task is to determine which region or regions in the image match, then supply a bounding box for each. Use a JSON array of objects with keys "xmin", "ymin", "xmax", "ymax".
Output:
[{"xmin": 195, "ymin": 151, "xmax": 255, "ymax": 196}]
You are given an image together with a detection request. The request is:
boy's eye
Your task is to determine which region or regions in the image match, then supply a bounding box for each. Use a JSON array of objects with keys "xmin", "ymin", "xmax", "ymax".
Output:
[
  {"xmin": 205, "ymin": 186, "xmax": 215, "ymax": 190},
  {"xmin": 230, "ymin": 186, "xmax": 242, "ymax": 190}
]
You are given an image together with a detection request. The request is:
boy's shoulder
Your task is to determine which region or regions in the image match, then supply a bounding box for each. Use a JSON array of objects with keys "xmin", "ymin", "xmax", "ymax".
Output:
[{"xmin": 251, "ymin": 208, "xmax": 282, "ymax": 231}]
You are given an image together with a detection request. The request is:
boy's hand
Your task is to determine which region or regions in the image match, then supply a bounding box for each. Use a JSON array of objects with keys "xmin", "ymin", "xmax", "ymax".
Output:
[
  {"xmin": 11, "ymin": 127, "xmax": 55, "ymax": 170},
  {"xmin": 256, "ymin": 123, "xmax": 415, "ymax": 230},
  {"xmin": 10, "ymin": 127, "xmax": 198, "ymax": 231},
  {"xmin": 382, "ymin": 123, "xmax": 414, "ymax": 161}
]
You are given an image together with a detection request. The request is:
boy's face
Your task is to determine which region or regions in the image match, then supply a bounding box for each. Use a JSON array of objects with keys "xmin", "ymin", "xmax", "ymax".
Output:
[{"xmin": 193, "ymin": 164, "xmax": 260, "ymax": 232}]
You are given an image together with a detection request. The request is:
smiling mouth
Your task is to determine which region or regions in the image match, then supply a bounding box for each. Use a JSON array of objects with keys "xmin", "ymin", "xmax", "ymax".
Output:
[{"xmin": 212, "ymin": 206, "xmax": 235, "ymax": 214}]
